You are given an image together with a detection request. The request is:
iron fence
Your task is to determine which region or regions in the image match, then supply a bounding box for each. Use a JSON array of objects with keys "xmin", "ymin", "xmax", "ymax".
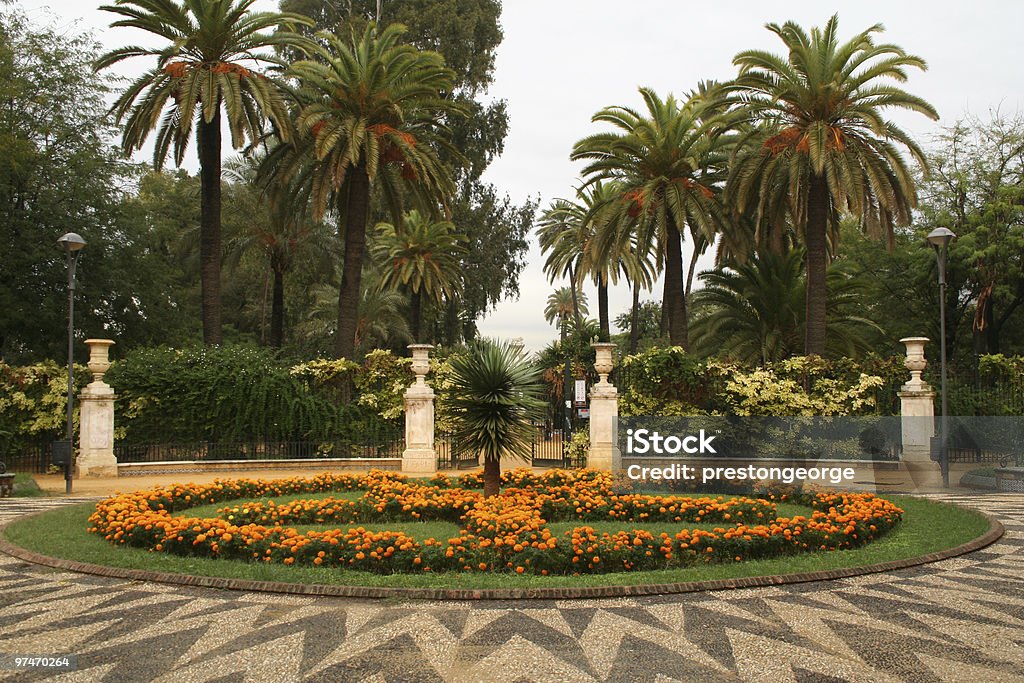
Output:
[
  {"xmin": 435, "ymin": 430, "xmax": 478, "ymax": 470},
  {"xmin": 2, "ymin": 440, "xmax": 52, "ymax": 473},
  {"xmin": 114, "ymin": 434, "xmax": 404, "ymax": 464}
]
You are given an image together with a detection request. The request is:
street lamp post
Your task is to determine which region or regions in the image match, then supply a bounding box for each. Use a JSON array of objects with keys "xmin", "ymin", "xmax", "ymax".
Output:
[
  {"xmin": 57, "ymin": 232, "xmax": 86, "ymax": 494},
  {"xmin": 927, "ymin": 227, "xmax": 955, "ymax": 488},
  {"xmin": 562, "ymin": 316, "xmax": 573, "ymax": 460}
]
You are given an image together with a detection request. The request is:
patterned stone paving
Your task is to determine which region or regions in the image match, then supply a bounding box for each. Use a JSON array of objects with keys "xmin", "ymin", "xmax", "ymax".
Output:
[{"xmin": 0, "ymin": 494, "xmax": 1022, "ymax": 682}]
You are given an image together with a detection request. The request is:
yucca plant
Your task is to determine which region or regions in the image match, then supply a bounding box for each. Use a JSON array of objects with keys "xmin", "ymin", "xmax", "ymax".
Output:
[{"xmin": 448, "ymin": 340, "xmax": 545, "ymax": 496}]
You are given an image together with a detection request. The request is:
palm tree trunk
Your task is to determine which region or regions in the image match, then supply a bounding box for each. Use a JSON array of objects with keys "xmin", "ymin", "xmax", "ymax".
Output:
[
  {"xmin": 685, "ymin": 237, "xmax": 702, "ymax": 298},
  {"xmin": 567, "ymin": 262, "xmax": 582, "ymax": 328},
  {"xmin": 664, "ymin": 221, "xmax": 688, "ymax": 349},
  {"xmin": 335, "ymin": 162, "xmax": 370, "ymax": 360},
  {"xmin": 410, "ymin": 288, "xmax": 423, "ymax": 343},
  {"xmin": 483, "ymin": 454, "xmax": 500, "ymax": 497},
  {"xmin": 629, "ymin": 282, "xmax": 640, "ymax": 353},
  {"xmin": 598, "ymin": 279, "xmax": 610, "ymax": 342},
  {"xmin": 270, "ymin": 265, "xmax": 284, "ymax": 348},
  {"xmin": 804, "ymin": 174, "xmax": 829, "ymax": 357},
  {"xmin": 197, "ymin": 113, "xmax": 223, "ymax": 345}
]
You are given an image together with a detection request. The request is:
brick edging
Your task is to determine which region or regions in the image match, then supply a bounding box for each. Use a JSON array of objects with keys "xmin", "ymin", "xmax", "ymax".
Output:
[{"xmin": 0, "ymin": 503, "xmax": 1004, "ymax": 601}]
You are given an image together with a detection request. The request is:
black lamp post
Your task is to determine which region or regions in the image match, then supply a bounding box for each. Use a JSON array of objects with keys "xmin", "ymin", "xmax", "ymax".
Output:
[
  {"xmin": 562, "ymin": 316, "xmax": 573, "ymax": 455},
  {"xmin": 927, "ymin": 226, "xmax": 955, "ymax": 488},
  {"xmin": 57, "ymin": 232, "xmax": 85, "ymax": 494}
]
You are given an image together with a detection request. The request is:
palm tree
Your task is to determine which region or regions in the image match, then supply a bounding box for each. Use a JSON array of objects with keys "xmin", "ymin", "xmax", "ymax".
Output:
[
  {"xmin": 265, "ymin": 23, "xmax": 461, "ymax": 360},
  {"xmin": 544, "ymin": 287, "xmax": 589, "ymax": 342},
  {"xmin": 537, "ymin": 199, "xmax": 588, "ymax": 328},
  {"xmin": 373, "ymin": 210, "xmax": 467, "ymax": 342},
  {"xmin": 690, "ymin": 250, "xmax": 881, "ymax": 363},
  {"xmin": 729, "ymin": 15, "xmax": 937, "ymax": 356},
  {"xmin": 96, "ymin": 0, "xmax": 311, "ymax": 345},
  {"xmin": 293, "ymin": 274, "xmax": 413, "ymax": 357},
  {"xmin": 571, "ymin": 87, "xmax": 729, "ymax": 349},
  {"xmin": 538, "ymin": 182, "xmax": 657, "ymax": 343},
  {"xmin": 448, "ymin": 339, "xmax": 545, "ymax": 497},
  {"xmin": 224, "ymin": 153, "xmax": 331, "ymax": 347}
]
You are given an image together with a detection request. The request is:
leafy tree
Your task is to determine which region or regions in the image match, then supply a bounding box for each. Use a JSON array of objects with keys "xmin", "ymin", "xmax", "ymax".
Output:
[
  {"xmin": 373, "ymin": 210, "xmax": 468, "ymax": 342},
  {"xmin": 443, "ymin": 183, "xmax": 534, "ymax": 343},
  {"xmin": 96, "ymin": 0, "xmax": 311, "ymax": 345},
  {"xmin": 917, "ymin": 114, "xmax": 1024, "ymax": 355},
  {"xmin": 280, "ymin": 0, "xmax": 531, "ymax": 341},
  {"xmin": 572, "ymin": 88, "xmax": 728, "ymax": 349},
  {"xmin": 265, "ymin": 23, "xmax": 460, "ymax": 360},
  {"xmin": 223, "ymin": 153, "xmax": 332, "ymax": 347},
  {"xmin": 613, "ymin": 300, "xmax": 663, "ymax": 351},
  {"xmin": 448, "ymin": 339, "xmax": 545, "ymax": 496},
  {"xmin": 729, "ymin": 15, "xmax": 937, "ymax": 356},
  {"xmin": 0, "ymin": 9, "xmax": 194, "ymax": 360},
  {"xmin": 690, "ymin": 250, "xmax": 881, "ymax": 363},
  {"xmin": 291, "ymin": 275, "xmax": 413, "ymax": 358}
]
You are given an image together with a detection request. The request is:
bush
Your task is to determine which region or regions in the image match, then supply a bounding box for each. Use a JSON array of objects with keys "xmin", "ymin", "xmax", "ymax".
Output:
[
  {"xmin": 0, "ymin": 360, "xmax": 90, "ymax": 459},
  {"xmin": 615, "ymin": 348, "xmax": 896, "ymax": 417}
]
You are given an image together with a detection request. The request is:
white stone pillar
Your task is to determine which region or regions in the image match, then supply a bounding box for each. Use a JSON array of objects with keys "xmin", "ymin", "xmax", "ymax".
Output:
[
  {"xmin": 77, "ymin": 339, "xmax": 118, "ymax": 478},
  {"xmin": 898, "ymin": 337, "xmax": 936, "ymax": 462},
  {"xmin": 588, "ymin": 342, "xmax": 620, "ymax": 471},
  {"xmin": 402, "ymin": 344, "xmax": 436, "ymax": 474}
]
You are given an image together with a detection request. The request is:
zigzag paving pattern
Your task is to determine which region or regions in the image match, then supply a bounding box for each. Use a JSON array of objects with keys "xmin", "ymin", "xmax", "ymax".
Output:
[{"xmin": 0, "ymin": 494, "xmax": 1022, "ymax": 682}]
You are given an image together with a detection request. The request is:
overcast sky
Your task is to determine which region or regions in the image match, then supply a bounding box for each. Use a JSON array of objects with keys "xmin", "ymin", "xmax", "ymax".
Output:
[{"xmin": 25, "ymin": 0, "xmax": 1024, "ymax": 351}]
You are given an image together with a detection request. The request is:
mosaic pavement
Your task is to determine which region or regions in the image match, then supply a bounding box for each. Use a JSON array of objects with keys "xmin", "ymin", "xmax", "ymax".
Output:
[{"xmin": 0, "ymin": 494, "xmax": 1022, "ymax": 682}]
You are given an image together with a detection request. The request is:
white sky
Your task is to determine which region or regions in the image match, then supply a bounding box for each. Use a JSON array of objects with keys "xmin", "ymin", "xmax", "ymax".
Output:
[{"xmin": 23, "ymin": 0, "xmax": 1024, "ymax": 351}]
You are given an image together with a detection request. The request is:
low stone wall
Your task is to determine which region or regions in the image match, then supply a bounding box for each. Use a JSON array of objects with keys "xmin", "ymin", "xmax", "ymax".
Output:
[{"xmin": 117, "ymin": 458, "xmax": 402, "ymax": 477}]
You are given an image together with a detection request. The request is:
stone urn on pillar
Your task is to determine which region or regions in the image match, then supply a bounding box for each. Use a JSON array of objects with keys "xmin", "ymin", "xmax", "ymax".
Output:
[
  {"xmin": 402, "ymin": 344, "xmax": 437, "ymax": 474},
  {"xmin": 588, "ymin": 342, "xmax": 620, "ymax": 470},
  {"xmin": 77, "ymin": 339, "xmax": 118, "ymax": 477},
  {"xmin": 898, "ymin": 337, "xmax": 936, "ymax": 465}
]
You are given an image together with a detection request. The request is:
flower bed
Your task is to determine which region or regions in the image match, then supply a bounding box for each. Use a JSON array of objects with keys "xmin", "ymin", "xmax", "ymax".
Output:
[{"xmin": 88, "ymin": 469, "xmax": 903, "ymax": 575}]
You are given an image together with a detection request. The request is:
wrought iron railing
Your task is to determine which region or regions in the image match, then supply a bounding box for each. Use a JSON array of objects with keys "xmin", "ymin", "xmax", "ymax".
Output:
[{"xmin": 114, "ymin": 436, "xmax": 404, "ymax": 463}]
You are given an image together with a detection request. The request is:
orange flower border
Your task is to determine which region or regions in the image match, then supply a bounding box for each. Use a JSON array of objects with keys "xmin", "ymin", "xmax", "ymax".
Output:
[{"xmin": 88, "ymin": 469, "xmax": 903, "ymax": 575}]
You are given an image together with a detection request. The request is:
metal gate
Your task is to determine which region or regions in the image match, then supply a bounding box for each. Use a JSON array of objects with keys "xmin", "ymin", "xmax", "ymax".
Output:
[{"xmin": 435, "ymin": 431, "xmax": 478, "ymax": 470}]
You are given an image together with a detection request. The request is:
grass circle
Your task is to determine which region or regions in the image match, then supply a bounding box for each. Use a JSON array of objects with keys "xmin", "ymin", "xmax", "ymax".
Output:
[
  {"xmin": 0, "ymin": 470, "xmax": 997, "ymax": 597},
  {"xmin": 60, "ymin": 469, "xmax": 910, "ymax": 577}
]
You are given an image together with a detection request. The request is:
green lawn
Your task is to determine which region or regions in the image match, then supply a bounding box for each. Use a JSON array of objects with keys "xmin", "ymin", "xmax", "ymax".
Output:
[
  {"xmin": 9, "ymin": 473, "xmax": 46, "ymax": 498},
  {"xmin": 1, "ymin": 495, "xmax": 992, "ymax": 590}
]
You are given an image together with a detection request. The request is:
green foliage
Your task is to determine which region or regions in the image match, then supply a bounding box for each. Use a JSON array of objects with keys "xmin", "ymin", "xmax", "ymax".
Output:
[
  {"xmin": 0, "ymin": 9, "xmax": 195, "ymax": 360},
  {"xmin": 0, "ymin": 361, "xmax": 90, "ymax": 458},
  {"xmin": 729, "ymin": 15, "xmax": 937, "ymax": 355},
  {"xmin": 106, "ymin": 345, "xmax": 409, "ymax": 445},
  {"xmin": 107, "ymin": 346, "xmax": 334, "ymax": 443},
  {"xmin": 616, "ymin": 348, "xmax": 894, "ymax": 417},
  {"xmin": 718, "ymin": 358, "xmax": 883, "ymax": 417},
  {"xmin": 617, "ymin": 347, "xmax": 717, "ymax": 416},
  {"xmin": 690, "ymin": 250, "xmax": 882, "ymax": 363},
  {"xmin": 352, "ymin": 350, "xmax": 414, "ymax": 420},
  {"xmin": 447, "ymin": 339, "xmax": 546, "ymax": 465}
]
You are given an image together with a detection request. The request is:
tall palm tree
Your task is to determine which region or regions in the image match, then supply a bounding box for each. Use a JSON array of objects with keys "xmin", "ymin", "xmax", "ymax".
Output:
[
  {"xmin": 690, "ymin": 250, "xmax": 881, "ymax": 363},
  {"xmin": 537, "ymin": 198, "xmax": 588, "ymax": 328},
  {"xmin": 265, "ymin": 23, "xmax": 461, "ymax": 360},
  {"xmin": 96, "ymin": 0, "xmax": 311, "ymax": 345},
  {"xmin": 544, "ymin": 287, "xmax": 589, "ymax": 342},
  {"xmin": 571, "ymin": 87, "xmax": 729, "ymax": 349},
  {"xmin": 448, "ymin": 339, "xmax": 545, "ymax": 497},
  {"xmin": 373, "ymin": 210, "xmax": 467, "ymax": 342},
  {"xmin": 729, "ymin": 15, "xmax": 937, "ymax": 356},
  {"xmin": 223, "ymin": 153, "xmax": 331, "ymax": 347},
  {"xmin": 538, "ymin": 182, "xmax": 657, "ymax": 343}
]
